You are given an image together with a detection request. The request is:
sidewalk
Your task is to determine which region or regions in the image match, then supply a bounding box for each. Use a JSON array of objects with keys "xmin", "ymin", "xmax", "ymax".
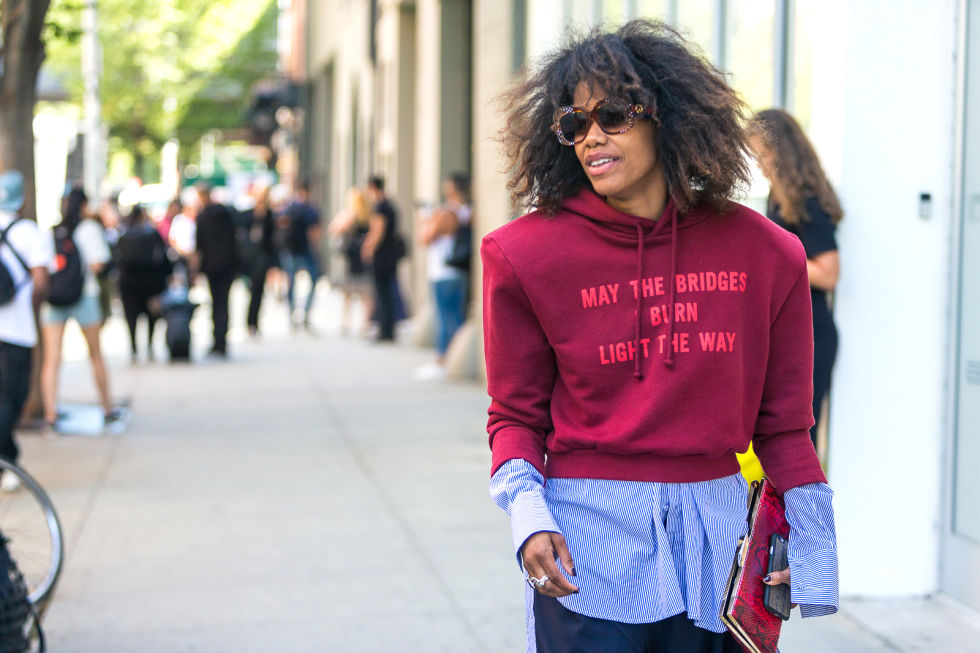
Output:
[{"xmin": 13, "ymin": 281, "xmax": 980, "ymax": 651}]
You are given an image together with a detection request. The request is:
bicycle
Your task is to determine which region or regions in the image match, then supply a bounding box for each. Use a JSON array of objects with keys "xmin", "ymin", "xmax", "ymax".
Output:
[{"xmin": 0, "ymin": 458, "xmax": 64, "ymax": 651}]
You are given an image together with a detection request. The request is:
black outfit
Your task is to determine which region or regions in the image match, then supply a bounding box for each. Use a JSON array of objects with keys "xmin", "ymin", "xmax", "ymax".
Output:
[
  {"xmin": 243, "ymin": 206, "xmax": 278, "ymax": 331},
  {"xmin": 768, "ymin": 196, "xmax": 839, "ymax": 444},
  {"xmin": 196, "ymin": 203, "xmax": 238, "ymax": 354},
  {"xmin": 116, "ymin": 223, "xmax": 172, "ymax": 357},
  {"xmin": 533, "ymin": 594, "xmax": 739, "ymax": 653},
  {"xmin": 0, "ymin": 342, "xmax": 31, "ymax": 463},
  {"xmin": 371, "ymin": 198, "xmax": 400, "ymax": 341}
]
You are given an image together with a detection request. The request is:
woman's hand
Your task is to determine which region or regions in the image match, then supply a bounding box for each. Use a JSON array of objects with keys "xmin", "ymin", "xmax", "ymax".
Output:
[
  {"xmin": 763, "ymin": 568, "xmax": 798, "ymax": 609},
  {"xmin": 520, "ymin": 531, "xmax": 579, "ymax": 598},
  {"xmin": 763, "ymin": 568, "xmax": 790, "ymax": 587}
]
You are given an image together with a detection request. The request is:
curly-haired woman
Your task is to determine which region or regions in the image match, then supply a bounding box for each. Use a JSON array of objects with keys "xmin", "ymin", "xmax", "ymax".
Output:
[
  {"xmin": 483, "ymin": 20, "xmax": 839, "ymax": 652},
  {"xmin": 749, "ymin": 109, "xmax": 842, "ymax": 448}
]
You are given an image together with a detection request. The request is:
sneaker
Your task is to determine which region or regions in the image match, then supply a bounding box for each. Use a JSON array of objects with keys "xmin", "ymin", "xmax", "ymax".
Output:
[
  {"xmin": 414, "ymin": 362, "xmax": 447, "ymax": 381},
  {"xmin": 104, "ymin": 409, "xmax": 123, "ymax": 426},
  {"xmin": 1, "ymin": 471, "xmax": 21, "ymax": 493}
]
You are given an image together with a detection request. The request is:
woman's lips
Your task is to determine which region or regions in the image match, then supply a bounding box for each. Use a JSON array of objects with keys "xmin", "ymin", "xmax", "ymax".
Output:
[{"xmin": 586, "ymin": 155, "xmax": 618, "ymax": 176}]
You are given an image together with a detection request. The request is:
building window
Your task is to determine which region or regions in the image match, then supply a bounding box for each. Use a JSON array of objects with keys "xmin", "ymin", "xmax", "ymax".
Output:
[
  {"xmin": 726, "ymin": 0, "xmax": 776, "ymax": 111},
  {"xmin": 675, "ymin": 0, "xmax": 715, "ymax": 60}
]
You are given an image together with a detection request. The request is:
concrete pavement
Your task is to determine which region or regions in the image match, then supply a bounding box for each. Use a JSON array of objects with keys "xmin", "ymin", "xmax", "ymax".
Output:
[{"xmin": 11, "ymin": 281, "xmax": 980, "ymax": 651}]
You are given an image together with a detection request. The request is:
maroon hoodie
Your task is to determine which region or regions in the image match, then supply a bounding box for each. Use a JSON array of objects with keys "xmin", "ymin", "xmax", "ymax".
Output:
[{"xmin": 482, "ymin": 188, "xmax": 826, "ymax": 493}]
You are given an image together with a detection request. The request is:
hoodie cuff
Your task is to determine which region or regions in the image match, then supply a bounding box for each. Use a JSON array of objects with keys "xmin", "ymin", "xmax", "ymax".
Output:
[
  {"xmin": 753, "ymin": 429, "xmax": 827, "ymax": 493},
  {"xmin": 490, "ymin": 426, "xmax": 547, "ymax": 478}
]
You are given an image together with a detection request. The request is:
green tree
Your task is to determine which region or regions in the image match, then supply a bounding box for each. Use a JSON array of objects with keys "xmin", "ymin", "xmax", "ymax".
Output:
[{"xmin": 45, "ymin": 0, "xmax": 278, "ymax": 180}]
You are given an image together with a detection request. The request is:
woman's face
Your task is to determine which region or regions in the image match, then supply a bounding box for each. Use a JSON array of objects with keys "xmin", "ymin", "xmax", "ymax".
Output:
[{"xmin": 572, "ymin": 82, "xmax": 665, "ymax": 217}]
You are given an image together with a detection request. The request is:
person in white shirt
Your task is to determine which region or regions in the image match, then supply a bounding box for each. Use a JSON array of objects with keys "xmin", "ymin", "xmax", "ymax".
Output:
[
  {"xmin": 39, "ymin": 187, "xmax": 118, "ymax": 431},
  {"xmin": 168, "ymin": 199, "xmax": 197, "ymax": 275},
  {"xmin": 0, "ymin": 170, "xmax": 51, "ymax": 491},
  {"xmin": 415, "ymin": 172, "xmax": 472, "ymax": 379}
]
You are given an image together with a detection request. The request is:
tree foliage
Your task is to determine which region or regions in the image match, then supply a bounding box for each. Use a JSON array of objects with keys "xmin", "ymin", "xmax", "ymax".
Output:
[{"xmin": 44, "ymin": 0, "xmax": 278, "ymax": 177}]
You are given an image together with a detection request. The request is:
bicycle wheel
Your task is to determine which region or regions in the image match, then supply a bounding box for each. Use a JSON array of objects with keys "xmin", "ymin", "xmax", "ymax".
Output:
[{"xmin": 0, "ymin": 459, "xmax": 64, "ymax": 606}]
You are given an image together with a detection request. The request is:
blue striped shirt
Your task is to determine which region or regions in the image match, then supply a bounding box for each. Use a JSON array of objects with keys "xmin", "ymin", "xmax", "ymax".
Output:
[{"xmin": 491, "ymin": 459, "xmax": 838, "ymax": 647}]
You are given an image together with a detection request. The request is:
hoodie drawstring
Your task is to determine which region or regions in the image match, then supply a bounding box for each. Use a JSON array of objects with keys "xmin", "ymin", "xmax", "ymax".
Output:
[
  {"xmin": 634, "ymin": 202, "xmax": 679, "ymax": 378},
  {"xmin": 633, "ymin": 223, "xmax": 645, "ymax": 379},
  {"xmin": 664, "ymin": 204, "xmax": 678, "ymax": 368}
]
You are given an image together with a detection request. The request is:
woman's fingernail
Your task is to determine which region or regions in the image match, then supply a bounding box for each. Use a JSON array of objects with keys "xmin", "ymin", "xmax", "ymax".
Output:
[
  {"xmin": 572, "ymin": 589, "xmax": 580, "ymax": 594},
  {"xmin": 763, "ymin": 575, "xmax": 772, "ymax": 583},
  {"xmin": 572, "ymin": 567, "xmax": 577, "ymax": 576}
]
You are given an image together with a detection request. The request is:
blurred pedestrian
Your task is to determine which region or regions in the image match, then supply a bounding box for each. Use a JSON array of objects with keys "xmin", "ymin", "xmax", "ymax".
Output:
[
  {"xmin": 748, "ymin": 109, "xmax": 843, "ymax": 447},
  {"xmin": 115, "ymin": 205, "xmax": 172, "ymax": 362},
  {"xmin": 94, "ymin": 196, "xmax": 121, "ymax": 324},
  {"xmin": 41, "ymin": 187, "xmax": 119, "ymax": 430},
  {"xmin": 194, "ymin": 184, "xmax": 238, "ymax": 357},
  {"xmin": 415, "ymin": 172, "xmax": 472, "ymax": 379},
  {"xmin": 0, "ymin": 170, "xmax": 51, "ymax": 491},
  {"xmin": 362, "ymin": 176, "xmax": 403, "ymax": 343},
  {"xmin": 168, "ymin": 199, "xmax": 197, "ymax": 276},
  {"xmin": 157, "ymin": 198, "xmax": 181, "ymax": 243},
  {"xmin": 328, "ymin": 187, "xmax": 373, "ymax": 336},
  {"xmin": 485, "ymin": 20, "xmax": 838, "ymax": 651},
  {"xmin": 242, "ymin": 186, "xmax": 278, "ymax": 337},
  {"xmin": 279, "ymin": 181, "xmax": 321, "ymax": 330}
]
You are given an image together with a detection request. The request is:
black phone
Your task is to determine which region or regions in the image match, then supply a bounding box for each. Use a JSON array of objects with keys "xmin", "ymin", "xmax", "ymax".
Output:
[{"xmin": 764, "ymin": 533, "xmax": 791, "ymax": 621}]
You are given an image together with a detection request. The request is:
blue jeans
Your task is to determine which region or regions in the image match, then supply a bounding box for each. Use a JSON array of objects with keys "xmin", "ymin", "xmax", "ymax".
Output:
[
  {"xmin": 283, "ymin": 251, "xmax": 319, "ymax": 317},
  {"xmin": 432, "ymin": 276, "xmax": 467, "ymax": 355}
]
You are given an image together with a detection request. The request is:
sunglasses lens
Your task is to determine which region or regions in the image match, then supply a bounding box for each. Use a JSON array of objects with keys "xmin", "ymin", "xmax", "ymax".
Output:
[
  {"xmin": 595, "ymin": 100, "xmax": 632, "ymax": 133},
  {"xmin": 558, "ymin": 111, "xmax": 589, "ymax": 144}
]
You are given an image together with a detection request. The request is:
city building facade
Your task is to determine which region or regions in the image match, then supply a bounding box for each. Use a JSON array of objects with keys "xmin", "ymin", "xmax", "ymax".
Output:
[{"xmin": 295, "ymin": 0, "xmax": 980, "ymax": 612}]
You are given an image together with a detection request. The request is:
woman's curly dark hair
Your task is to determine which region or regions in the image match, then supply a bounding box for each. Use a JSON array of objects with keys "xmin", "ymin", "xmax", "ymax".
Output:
[
  {"xmin": 748, "ymin": 108, "xmax": 843, "ymax": 226},
  {"xmin": 501, "ymin": 19, "xmax": 752, "ymax": 215}
]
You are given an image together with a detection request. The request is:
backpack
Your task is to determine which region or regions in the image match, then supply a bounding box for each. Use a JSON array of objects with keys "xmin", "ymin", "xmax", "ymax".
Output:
[
  {"xmin": 0, "ymin": 219, "xmax": 29, "ymax": 307},
  {"xmin": 48, "ymin": 225, "xmax": 85, "ymax": 307},
  {"xmin": 445, "ymin": 223, "xmax": 472, "ymax": 272},
  {"xmin": 115, "ymin": 227, "xmax": 172, "ymax": 295}
]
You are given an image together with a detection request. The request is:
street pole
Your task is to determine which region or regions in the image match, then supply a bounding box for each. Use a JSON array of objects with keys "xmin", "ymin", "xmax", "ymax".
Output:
[{"xmin": 81, "ymin": 0, "xmax": 104, "ymax": 199}]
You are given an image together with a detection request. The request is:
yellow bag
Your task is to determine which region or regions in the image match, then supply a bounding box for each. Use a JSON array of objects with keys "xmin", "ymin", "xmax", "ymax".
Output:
[{"xmin": 737, "ymin": 442, "xmax": 765, "ymax": 483}]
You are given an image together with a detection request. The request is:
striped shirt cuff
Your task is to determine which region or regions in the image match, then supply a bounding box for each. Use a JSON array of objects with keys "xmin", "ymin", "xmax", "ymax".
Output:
[
  {"xmin": 489, "ymin": 459, "xmax": 562, "ymax": 569},
  {"xmin": 784, "ymin": 483, "xmax": 839, "ymax": 617}
]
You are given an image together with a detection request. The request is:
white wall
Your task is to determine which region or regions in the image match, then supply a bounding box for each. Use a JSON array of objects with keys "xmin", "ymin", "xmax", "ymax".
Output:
[{"xmin": 829, "ymin": 0, "xmax": 958, "ymax": 597}]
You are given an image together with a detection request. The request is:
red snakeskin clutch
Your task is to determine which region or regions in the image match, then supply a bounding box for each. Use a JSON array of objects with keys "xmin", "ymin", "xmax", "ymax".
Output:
[{"xmin": 720, "ymin": 480, "xmax": 790, "ymax": 653}]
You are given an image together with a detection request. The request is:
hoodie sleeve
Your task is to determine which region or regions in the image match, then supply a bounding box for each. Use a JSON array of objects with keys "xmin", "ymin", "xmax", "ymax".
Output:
[
  {"xmin": 482, "ymin": 236, "xmax": 557, "ymax": 478},
  {"xmin": 752, "ymin": 262, "xmax": 827, "ymax": 493}
]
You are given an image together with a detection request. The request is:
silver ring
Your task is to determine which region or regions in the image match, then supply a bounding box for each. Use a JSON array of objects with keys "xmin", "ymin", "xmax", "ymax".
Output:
[{"xmin": 526, "ymin": 574, "xmax": 549, "ymax": 589}]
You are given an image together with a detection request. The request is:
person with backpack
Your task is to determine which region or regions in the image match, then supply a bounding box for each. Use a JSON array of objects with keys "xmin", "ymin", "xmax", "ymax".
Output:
[
  {"xmin": 0, "ymin": 170, "xmax": 51, "ymax": 492},
  {"xmin": 115, "ymin": 205, "xmax": 173, "ymax": 362},
  {"xmin": 40, "ymin": 186, "xmax": 120, "ymax": 431}
]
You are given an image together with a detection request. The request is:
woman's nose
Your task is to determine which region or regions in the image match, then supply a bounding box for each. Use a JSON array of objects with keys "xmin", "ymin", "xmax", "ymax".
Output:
[{"xmin": 582, "ymin": 118, "xmax": 606, "ymax": 145}]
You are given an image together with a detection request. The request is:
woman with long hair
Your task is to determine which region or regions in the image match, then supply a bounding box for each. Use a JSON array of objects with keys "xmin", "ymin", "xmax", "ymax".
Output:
[
  {"xmin": 748, "ymin": 109, "xmax": 842, "ymax": 447},
  {"xmin": 244, "ymin": 186, "xmax": 278, "ymax": 336},
  {"xmin": 41, "ymin": 187, "xmax": 118, "ymax": 430},
  {"xmin": 484, "ymin": 20, "xmax": 838, "ymax": 651},
  {"xmin": 328, "ymin": 187, "xmax": 374, "ymax": 336}
]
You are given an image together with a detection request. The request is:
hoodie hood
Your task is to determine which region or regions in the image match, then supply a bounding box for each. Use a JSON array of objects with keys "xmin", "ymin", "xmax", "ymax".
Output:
[{"xmin": 560, "ymin": 188, "xmax": 706, "ymax": 377}]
